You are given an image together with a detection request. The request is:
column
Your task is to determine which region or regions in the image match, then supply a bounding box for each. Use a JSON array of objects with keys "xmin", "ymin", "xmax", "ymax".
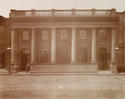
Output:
[
  {"xmin": 71, "ymin": 28, "xmax": 76, "ymax": 63},
  {"xmin": 111, "ymin": 29, "xmax": 116, "ymax": 63},
  {"xmin": 110, "ymin": 29, "xmax": 117, "ymax": 73},
  {"xmin": 51, "ymin": 28, "xmax": 56, "ymax": 63},
  {"xmin": 11, "ymin": 29, "xmax": 17, "ymax": 63},
  {"xmin": 10, "ymin": 29, "xmax": 19, "ymax": 72},
  {"xmin": 91, "ymin": 28, "xmax": 96, "ymax": 63},
  {"xmin": 31, "ymin": 28, "xmax": 36, "ymax": 64}
]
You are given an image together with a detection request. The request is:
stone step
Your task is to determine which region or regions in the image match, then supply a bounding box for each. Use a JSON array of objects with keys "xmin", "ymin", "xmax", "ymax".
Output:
[
  {"xmin": 0, "ymin": 69, "xmax": 8, "ymax": 74},
  {"xmin": 30, "ymin": 64, "xmax": 98, "ymax": 73},
  {"xmin": 98, "ymin": 71, "xmax": 112, "ymax": 74}
]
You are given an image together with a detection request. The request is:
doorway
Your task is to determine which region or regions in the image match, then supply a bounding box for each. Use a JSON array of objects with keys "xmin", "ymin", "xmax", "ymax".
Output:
[
  {"xmin": 20, "ymin": 48, "xmax": 30, "ymax": 71},
  {"xmin": 41, "ymin": 49, "xmax": 48, "ymax": 64},
  {"xmin": 98, "ymin": 47, "xmax": 109, "ymax": 70},
  {"xmin": 20, "ymin": 53, "xmax": 29, "ymax": 71}
]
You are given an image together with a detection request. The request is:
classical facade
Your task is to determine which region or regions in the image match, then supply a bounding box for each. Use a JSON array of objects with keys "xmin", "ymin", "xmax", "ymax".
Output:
[{"xmin": 1, "ymin": 9, "xmax": 125, "ymax": 73}]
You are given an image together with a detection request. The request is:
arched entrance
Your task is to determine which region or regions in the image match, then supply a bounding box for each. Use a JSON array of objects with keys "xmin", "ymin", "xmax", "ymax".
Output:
[
  {"xmin": 79, "ymin": 47, "xmax": 87, "ymax": 64},
  {"xmin": 98, "ymin": 47, "xmax": 109, "ymax": 70},
  {"xmin": 20, "ymin": 48, "xmax": 30, "ymax": 71}
]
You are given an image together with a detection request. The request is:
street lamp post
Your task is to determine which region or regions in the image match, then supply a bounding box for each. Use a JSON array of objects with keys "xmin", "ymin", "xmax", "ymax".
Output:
[{"xmin": 6, "ymin": 47, "xmax": 11, "ymax": 74}]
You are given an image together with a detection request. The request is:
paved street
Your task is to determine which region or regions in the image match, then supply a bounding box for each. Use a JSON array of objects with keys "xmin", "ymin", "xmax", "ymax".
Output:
[{"xmin": 0, "ymin": 74, "xmax": 125, "ymax": 99}]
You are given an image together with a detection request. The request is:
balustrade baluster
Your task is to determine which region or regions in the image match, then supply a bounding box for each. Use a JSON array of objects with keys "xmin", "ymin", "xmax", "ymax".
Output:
[{"xmin": 10, "ymin": 9, "xmax": 116, "ymax": 18}]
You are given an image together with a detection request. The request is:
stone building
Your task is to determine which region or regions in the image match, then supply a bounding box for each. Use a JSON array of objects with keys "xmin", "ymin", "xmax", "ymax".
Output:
[
  {"xmin": 0, "ymin": 16, "xmax": 10, "ymax": 69},
  {"xmin": 1, "ymin": 9, "xmax": 125, "ymax": 73}
]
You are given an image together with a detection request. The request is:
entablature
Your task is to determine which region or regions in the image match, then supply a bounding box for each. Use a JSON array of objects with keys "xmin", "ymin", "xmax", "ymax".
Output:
[{"xmin": 10, "ymin": 19, "xmax": 117, "ymax": 28}]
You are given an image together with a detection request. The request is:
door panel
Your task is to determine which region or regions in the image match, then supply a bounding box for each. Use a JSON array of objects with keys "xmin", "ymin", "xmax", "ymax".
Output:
[
  {"xmin": 57, "ymin": 47, "xmax": 69, "ymax": 64},
  {"xmin": 98, "ymin": 48, "xmax": 109, "ymax": 70},
  {"xmin": 21, "ymin": 54, "xmax": 28, "ymax": 70}
]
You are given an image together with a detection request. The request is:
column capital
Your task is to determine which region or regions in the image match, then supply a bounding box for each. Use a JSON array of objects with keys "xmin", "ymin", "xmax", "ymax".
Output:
[
  {"xmin": 52, "ymin": 28, "xmax": 56, "ymax": 30},
  {"xmin": 91, "ymin": 28, "xmax": 96, "ymax": 31},
  {"xmin": 11, "ymin": 29, "xmax": 16, "ymax": 32}
]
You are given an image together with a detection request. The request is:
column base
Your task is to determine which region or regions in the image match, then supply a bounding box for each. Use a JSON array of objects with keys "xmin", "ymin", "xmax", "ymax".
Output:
[
  {"xmin": 90, "ymin": 61, "xmax": 97, "ymax": 65},
  {"xmin": 110, "ymin": 63, "xmax": 118, "ymax": 73},
  {"xmin": 50, "ymin": 61, "xmax": 56, "ymax": 64},
  {"xmin": 71, "ymin": 61, "xmax": 77, "ymax": 64}
]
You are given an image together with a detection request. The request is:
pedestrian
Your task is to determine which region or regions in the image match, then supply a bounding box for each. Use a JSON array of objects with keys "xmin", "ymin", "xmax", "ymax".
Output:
[
  {"xmin": 26, "ymin": 54, "xmax": 30, "ymax": 74},
  {"xmin": 26, "ymin": 63, "xmax": 30, "ymax": 74}
]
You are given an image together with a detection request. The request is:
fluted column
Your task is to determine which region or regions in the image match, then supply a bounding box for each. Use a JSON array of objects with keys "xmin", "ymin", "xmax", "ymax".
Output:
[
  {"xmin": 31, "ymin": 28, "xmax": 36, "ymax": 64},
  {"xmin": 51, "ymin": 28, "xmax": 56, "ymax": 63},
  {"xmin": 71, "ymin": 28, "xmax": 76, "ymax": 63},
  {"xmin": 91, "ymin": 28, "xmax": 96, "ymax": 63},
  {"xmin": 11, "ymin": 29, "xmax": 17, "ymax": 63}
]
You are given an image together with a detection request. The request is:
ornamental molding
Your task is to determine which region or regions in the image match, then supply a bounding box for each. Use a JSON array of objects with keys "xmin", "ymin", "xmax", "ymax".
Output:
[{"xmin": 11, "ymin": 21, "xmax": 116, "ymax": 28}]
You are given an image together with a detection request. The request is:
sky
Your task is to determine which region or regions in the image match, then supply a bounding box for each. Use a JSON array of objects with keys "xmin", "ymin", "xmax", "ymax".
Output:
[{"xmin": 0, "ymin": 0, "xmax": 125, "ymax": 17}]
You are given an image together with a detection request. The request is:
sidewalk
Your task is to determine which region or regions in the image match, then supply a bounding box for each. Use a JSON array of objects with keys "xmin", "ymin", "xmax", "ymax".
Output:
[
  {"xmin": 0, "ymin": 69, "xmax": 8, "ymax": 75},
  {"xmin": 1, "ymin": 69, "xmax": 125, "ymax": 75}
]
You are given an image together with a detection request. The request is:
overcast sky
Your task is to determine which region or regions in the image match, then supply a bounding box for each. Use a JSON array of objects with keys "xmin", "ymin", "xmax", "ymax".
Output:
[{"xmin": 0, "ymin": 0, "xmax": 125, "ymax": 17}]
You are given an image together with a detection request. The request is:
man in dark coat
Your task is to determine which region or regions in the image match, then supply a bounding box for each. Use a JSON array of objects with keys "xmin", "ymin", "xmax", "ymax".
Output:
[{"xmin": 26, "ymin": 54, "xmax": 30, "ymax": 74}]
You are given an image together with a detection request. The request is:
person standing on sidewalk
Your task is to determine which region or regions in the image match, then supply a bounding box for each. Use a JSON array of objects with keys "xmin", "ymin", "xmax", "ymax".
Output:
[{"xmin": 26, "ymin": 54, "xmax": 30, "ymax": 74}]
